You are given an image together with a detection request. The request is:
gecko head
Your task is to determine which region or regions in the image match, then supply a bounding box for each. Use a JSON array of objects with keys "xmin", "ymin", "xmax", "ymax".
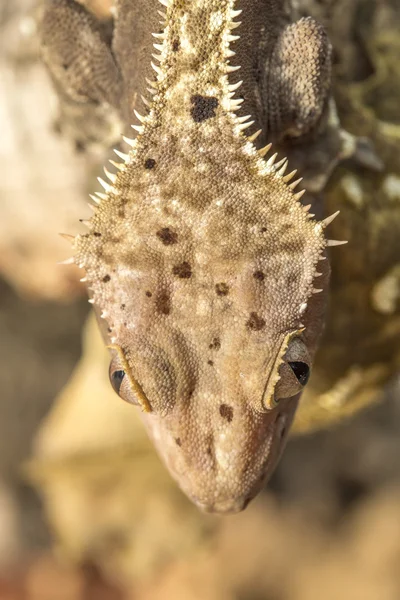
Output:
[{"xmin": 105, "ymin": 285, "xmax": 326, "ymax": 514}]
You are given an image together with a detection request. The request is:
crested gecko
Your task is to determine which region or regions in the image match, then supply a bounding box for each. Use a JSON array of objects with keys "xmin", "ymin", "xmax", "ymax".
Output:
[{"xmin": 41, "ymin": 0, "xmax": 345, "ymax": 513}]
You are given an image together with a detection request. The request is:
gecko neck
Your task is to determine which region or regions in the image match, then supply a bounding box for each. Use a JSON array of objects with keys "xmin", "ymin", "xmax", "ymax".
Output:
[{"xmin": 148, "ymin": 0, "xmax": 241, "ymax": 124}]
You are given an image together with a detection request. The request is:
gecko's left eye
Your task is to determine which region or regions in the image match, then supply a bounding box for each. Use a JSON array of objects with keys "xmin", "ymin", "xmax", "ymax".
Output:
[
  {"xmin": 109, "ymin": 368, "xmax": 126, "ymax": 394},
  {"xmin": 288, "ymin": 361, "xmax": 310, "ymax": 386},
  {"xmin": 108, "ymin": 359, "xmax": 141, "ymax": 406}
]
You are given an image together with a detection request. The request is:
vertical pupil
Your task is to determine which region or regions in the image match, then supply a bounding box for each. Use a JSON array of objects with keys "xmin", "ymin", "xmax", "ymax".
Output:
[
  {"xmin": 110, "ymin": 369, "xmax": 125, "ymax": 393},
  {"xmin": 288, "ymin": 361, "xmax": 310, "ymax": 385}
]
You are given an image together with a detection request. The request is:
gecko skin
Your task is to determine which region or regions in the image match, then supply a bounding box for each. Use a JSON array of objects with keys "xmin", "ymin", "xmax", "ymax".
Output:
[{"xmin": 42, "ymin": 0, "xmax": 345, "ymax": 513}]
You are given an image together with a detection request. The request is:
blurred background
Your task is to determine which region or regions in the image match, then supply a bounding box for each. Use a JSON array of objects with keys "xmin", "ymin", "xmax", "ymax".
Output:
[{"xmin": 0, "ymin": 0, "xmax": 400, "ymax": 598}]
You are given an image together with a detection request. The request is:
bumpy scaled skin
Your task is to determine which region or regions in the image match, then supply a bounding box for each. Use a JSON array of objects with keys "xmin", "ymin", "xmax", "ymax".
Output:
[{"xmin": 41, "ymin": 0, "xmax": 340, "ymax": 513}]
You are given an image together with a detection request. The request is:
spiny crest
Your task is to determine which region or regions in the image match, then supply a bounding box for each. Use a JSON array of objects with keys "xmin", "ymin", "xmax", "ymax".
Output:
[{"xmin": 59, "ymin": 0, "xmax": 347, "ymax": 313}]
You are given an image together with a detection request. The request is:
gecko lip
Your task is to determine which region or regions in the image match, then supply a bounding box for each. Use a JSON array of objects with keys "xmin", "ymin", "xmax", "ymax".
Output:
[{"xmin": 194, "ymin": 496, "xmax": 249, "ymax": 515}]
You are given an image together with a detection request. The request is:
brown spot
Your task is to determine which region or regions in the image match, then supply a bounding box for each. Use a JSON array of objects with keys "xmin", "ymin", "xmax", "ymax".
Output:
[
  {"xmin": 75, "ymin": 140, "xmax": 85, "ymax": 153},
  {"xmin": 121, "ymin": 304, "xmax": 126, "ymax": 310},
  {"xmin": 219, "ymin": 404, "xmax": 234, "ymax": 422},
  {"xmin": 215, "ymin": 283, "xmax": 229, "ymax": 296},
  {"xmin": 215, "ymin": 282, "xmax": 229, "ymax": 296},
  {"xmin": 156, "ymin": 291, "xmax": 171, "ymax": 315},
  {"xmin": 144, "ymin": 158, "xmax": 156, "ymax": 169},
  {"xmin": 175, "ymin": 437, "xmax": 181, "ymax": 446},
  {"xmin": 205, "ymin": 435, "xmax": 215, "ymax": 464},
  {"xmin": 286, "ymin": 273, "xmax": 298, "ymax": 286},
  {"xmin": 156, "ymin": 227, "xmax": 178, "ymax": 245},
  {"xmin": 118, "ymin": 208, "xmax": 125, "ymax": 218},
  {"xmin": 260, "ymin": 227, "xmax": 267, "ymax": 233},
  {"xmin": 93, "ymin": 232, "xmax": 101, "ymax": 237},
  {"xmin": 145, "ymin": 290, "xmax": 152, "ymax": 297},
  {"xmin": 281, "ymin": 223, "xmax": 294, "ymax": 233},
  {"xmin": 253, "ymin": 270, "xmax": 265, "ymax": 281},
  {"xmin": 107, "ymin": 327, "xmax": 112, "ymax": 333},
  {"xmin": 102, "ymin": 274, "xmax": 111, "ymax": 283},
  {"xmin": 209, "ymin": 337, "xmax": 221, "ymax": 350},
  {"xmin": 190, "ymin": 95, "xmax": 219, "ymax": 122},
  {"xmin": 246, "ymin": 312, "xmax": 266, "ymax": 331},
  {"xmin": 172, "ymin": 261, "xmax": 192, "ymax": 278},
  {"xmin": 207, "ymin": 360, "xmax": 214, "ymax": 366},
  {"xmin": 172, "ymin": 39, "xmax": 180, "ymax": 51}
]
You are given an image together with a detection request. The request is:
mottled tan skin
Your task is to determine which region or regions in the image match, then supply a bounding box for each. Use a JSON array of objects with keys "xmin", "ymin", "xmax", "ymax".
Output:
[{"xmin": 41, "ymin": 0, "xmax": 336, "ymax": 513}]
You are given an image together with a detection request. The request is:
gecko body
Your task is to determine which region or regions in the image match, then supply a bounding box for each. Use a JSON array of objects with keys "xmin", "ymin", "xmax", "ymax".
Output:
[{"xmin": 42, "ymin": 0, "xmax": 342, "ymax": 513}]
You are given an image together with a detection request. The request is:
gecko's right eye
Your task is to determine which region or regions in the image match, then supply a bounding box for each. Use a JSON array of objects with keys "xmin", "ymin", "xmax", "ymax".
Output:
[{"xmin": 109, "ymin": 368, "xmax": 126, "ymax": 395}]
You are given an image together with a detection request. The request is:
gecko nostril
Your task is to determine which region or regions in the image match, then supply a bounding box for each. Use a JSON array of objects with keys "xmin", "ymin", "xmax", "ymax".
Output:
[{"xmin": 242, "ymin": 497, "xmax": 252, "ymax": 510}]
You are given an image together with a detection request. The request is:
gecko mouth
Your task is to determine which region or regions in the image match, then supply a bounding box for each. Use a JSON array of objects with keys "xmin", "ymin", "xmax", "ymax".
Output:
[{"xmin": 194, "ymin": 497, "xmax": 248, "ymax": 514}]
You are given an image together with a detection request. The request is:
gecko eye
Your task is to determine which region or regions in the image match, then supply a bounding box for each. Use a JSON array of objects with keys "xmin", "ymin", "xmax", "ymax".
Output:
[
  {"xmin": 268, "ymin": 337, "xmax": 312, "ymax": 407},
  {"xmin": 109, "ymin": 368, "xmax": 126, "ymax": 394},
  {"xmin": 108, "ymin": 358, "xmax": 141, "ymax": 406},
  {"xmin": 288, "ymin": 361, "xmax": 310, "ymax": 386}
]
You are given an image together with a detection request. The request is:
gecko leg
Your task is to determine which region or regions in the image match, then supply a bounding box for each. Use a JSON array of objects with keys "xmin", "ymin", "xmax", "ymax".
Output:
[
  {"xmin": 263, "ymin": 16, "xmax": 332, "ymax": 142},
  {"xmin": 40, "ymin": 0, "xmax": 123, "ymax": 148}
]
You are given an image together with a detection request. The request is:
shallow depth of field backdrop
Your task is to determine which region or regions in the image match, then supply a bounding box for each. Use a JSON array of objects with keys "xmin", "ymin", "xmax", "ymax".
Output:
[{"xmin": 0, "ymin": 0, "xmax": 400, "ymax": 598}]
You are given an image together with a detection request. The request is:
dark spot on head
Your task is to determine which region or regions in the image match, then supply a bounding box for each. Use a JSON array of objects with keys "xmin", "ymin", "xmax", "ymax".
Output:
[
  {"xmin": 62, "ymin": 63, "xmax": 69, "ymax": 70},
  {"xmin": 175, "ymin": 437, "xmax": 182, "ymax": 446},
  {"xmin": 121, "ymin": 304, "xmax": 126, "ymax": 310},
  {"xmin": 253, "ymin": 270, "xmax": 265, "ymax": 281},
  {"xmin": 260, "ymin": 226, "xmax": 267, "ymax": 233},
  {"xmin": 190, "ymin": 95, "xmax": 219, "ymax": 123},
  {"xmin": 156, "ymin": 227, "xmax": 178, "ymax": 245},
  {"xmin": 172, "ymin": 39, "xmax": 180, "ymax": 52},
  {"xmin": 207, "ymin": 360, "xmax": 214, "ymax": 366},
  {"xmin": 246, "ymin": 312, "xmax": 266, "ymax": 331},
  {"xmin": 286, "ymin": 272, "xmax": 298, "ymax": 286},
  {"xmin": 107, "ymin": 327, "xmax": 112, "ymax": 333},
  {"xmin": 74, "ymin": 140, "xmax": 85, "ymax": 153},
  {"xmin": 93, "ymin": 232, "xmax": 101, "ymax": 237},
  {"xmin": 209, "ymin": 337, "xmax": 221, "ymax": 350},
  {"xmin": 156, "ymin": 291, "xmax": 171, "ymax": 315},
  {"xmin": 205, "ymin": 435, "xmax": 215, "ymax": 464},
  {"xmin": 145, "ymin": 290, "xmax": 152, "ymax": 297},
  {"xmin": 219, "ymin": 404, "xmax": 234, "ymax": 422},
  {"xmin": 144, "ymin": 158, "xmax": 156, "ymax": 169},
  {"xmin": 215, "ymin": 282, "xmax": 229, "ymax": 296},
  {"xmin": 102, "ymin": 274, "xmax": 111, "ymax": 283},
  {"xmin": 172, "ymin": 261, "xmax": 192, "ymax": 278}
]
